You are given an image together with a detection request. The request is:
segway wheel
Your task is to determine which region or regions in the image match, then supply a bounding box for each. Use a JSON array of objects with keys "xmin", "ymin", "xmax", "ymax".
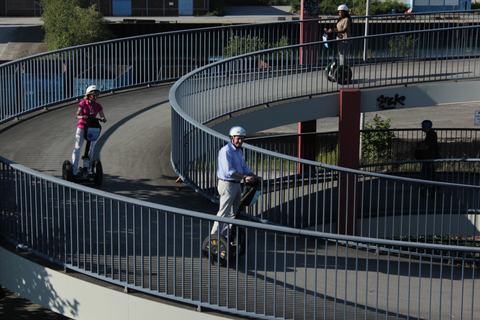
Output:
[
  {"xmin": 92, "ymin": 159, "xmax": 103, "ymax": 186},
  {"xmin": 202, "ymin": 235, "xmax": 228, "ymax": 266},
  {"xmin": 325, "ymin": 62, "xmax": 336, "ymax": 82},
  {"xmin": 62, "ymin": 160, "xmax": 74, "ymax": 182},
  {"xmin": 334, "ymin": 65, "xmax": 353, "ymax": 85}
]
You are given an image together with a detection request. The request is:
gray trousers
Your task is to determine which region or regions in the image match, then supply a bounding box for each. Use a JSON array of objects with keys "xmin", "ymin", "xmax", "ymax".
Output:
[{"xmin": 211, "ymin": 179, "xmax": 242, "ymax": 236}]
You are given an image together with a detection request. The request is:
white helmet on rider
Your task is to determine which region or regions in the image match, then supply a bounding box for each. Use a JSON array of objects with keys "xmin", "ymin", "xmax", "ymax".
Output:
[
  {"xmin": 338, "ymin": 4, "xmax": 348, "ymax": 11},
  {"xmin": 229, "ymin": 126, "xmax": 246, "ymax": 137},
  {"xmin": 85, "ymin": 85, "xmax": 100, "ymax": 96}
]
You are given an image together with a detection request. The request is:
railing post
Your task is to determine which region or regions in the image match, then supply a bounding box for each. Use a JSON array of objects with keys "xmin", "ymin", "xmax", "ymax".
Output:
[{"xmin": 338, "ymin": 88, "xmax": 361, "ymax": 235}]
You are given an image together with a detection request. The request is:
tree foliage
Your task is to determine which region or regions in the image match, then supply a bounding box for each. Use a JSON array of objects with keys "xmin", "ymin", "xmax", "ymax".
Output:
[
  {"xmin": 41, "ymin": 0, "xmax": 115, "ymax": 50},
  {"xmin": 352, "ymin": 0, "xmax": 408, "ymax": 16},
  {"xmin": 362, "ymin": 114, "xmax": 396, "ymax": 164},
  {"xmin": 388, "ymin": 35, "xmax": 418, "ymax": 58},
  {"xmin": 224, "ymin": 34, "xmax": 290, "ymax": 58}
]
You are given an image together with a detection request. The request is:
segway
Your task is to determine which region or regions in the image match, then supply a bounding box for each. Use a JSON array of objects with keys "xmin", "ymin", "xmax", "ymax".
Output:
[
  {"xmin": 325, "ymin": 62, "xmax": 352, "ymax": 85},
  {"xmin": 323, "ymin": 32, "xmax": 353, "ymax": 85},
  {"xmin": 202, "ymin": 178, "xmax": 262, "ymax": 266},
  {"xmin": 62, "ymin": 118, "xmax": 104, "ymax": 187}
]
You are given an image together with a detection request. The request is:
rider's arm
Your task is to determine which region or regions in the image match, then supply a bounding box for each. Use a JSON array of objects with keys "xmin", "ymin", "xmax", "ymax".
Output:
[
  {"xmin": 75, "ymin": 107, "xmax": 86, "ymax": 120},
  {"xmin": 98, "ymin": 110, "xmax": 107, "ymax": 122}
]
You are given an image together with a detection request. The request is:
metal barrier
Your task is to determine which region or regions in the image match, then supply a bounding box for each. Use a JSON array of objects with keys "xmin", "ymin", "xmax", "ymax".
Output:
[
  {"xmin": 168, "ymin": 23, "xmax": 480, "ymax": 318},
  {"xmin": 1, "ymin": 11, "xmax": 480, "ymax": 319},
  {"xmin": 2, "ymin": 10, "xmax": 480, "ymax": 123},
  {"xmin": 247, "ymin": 128, "xmax": 480, "ymax": 166},
  {"xmin": 1, "ymin": 157, "xmax": 479, "ymax": 319}
]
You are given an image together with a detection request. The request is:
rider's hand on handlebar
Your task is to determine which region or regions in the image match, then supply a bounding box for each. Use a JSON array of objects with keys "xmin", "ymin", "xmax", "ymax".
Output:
[{"xmin": 101, "ymin": 117, "xmax": 107, "ymax": 123}]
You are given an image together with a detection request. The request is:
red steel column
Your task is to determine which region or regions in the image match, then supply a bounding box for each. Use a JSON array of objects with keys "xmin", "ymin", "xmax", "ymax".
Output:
[
  {"xmin": 299, "ymin": 0, "xmax": 319, "ymax": 65},
  {"xmin": 298, "ymin": 0, "xmax": 320, "ymax": 172},
  {"xmin": 297, "ymin": 120, "xmax": 317, "ymax": 173},
  {"xmin": 338, "ymin": 88, "xmax": 361, "ymax": 235}
]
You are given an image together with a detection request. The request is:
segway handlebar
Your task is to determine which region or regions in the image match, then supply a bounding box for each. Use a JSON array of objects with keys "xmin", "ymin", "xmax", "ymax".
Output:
[{"xmin": 86, "ymin": 117, "xmax": 106, "ymax": 123}]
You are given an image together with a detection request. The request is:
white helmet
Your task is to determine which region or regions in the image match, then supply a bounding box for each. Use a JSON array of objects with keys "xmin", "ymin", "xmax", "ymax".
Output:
[
  {"xmin": 338, "ymin": 4, "xmax": 348, "ymax": 11},
  {"xmin": 229, "ymin": 126, "xmax": 246, "ymax": 137},
  {"xmin": 86, "ymin": 85, "xmax": 100, "ymax": 95}
]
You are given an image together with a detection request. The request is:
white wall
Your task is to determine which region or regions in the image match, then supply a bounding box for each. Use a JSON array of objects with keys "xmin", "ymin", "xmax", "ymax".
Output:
[{"xmin": 0, "ymin": 247, "xmax": 223, "ymax": 320}]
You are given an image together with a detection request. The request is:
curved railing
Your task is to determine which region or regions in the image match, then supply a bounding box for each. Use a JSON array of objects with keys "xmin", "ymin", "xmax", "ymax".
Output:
[
  {"xmin": 168, "ymin": 25, "xmax": 480, "ymax": 318},
  {"xmin": 1, "ymin": 11, "xmax": 480, "ymax": 319},
  {"xmin": 247, "ymin": 128, "xmax": 480, "ymax": 166},
  {"xmin": 170, "ymin": 25, "xmax": 480, "ymax": 200},
  {"xmin": 2, "ymin": 10, "xmax": 480, "ymax": 123}
]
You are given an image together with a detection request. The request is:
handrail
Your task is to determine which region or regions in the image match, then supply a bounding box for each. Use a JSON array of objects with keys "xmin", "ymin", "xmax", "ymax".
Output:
[{"xmin": 2, "ymin": 10, "xmax": 480, "ymax": 123}]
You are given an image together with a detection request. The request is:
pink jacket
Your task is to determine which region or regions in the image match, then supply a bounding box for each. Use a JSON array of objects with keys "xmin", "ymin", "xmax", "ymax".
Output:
[{"xmin": 77, "ymin": 100, "xmax": 103, "ymax": 129}]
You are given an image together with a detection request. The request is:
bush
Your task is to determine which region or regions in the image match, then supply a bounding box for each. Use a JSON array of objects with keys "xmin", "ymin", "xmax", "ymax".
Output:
[
  {"xmin": 41, "ymin": 0, "xmax": 115, "ymax": 50},
  {"xmin": 290, "ymin": 0, "xmax": 301, "ymax": 14},
  {"xmin": 362, "ymin": 114, "xmax": 396, "ymax": 164},
  {"xmin": 388, "ymin": 34, "xmax": 418, "ymax": 58},
  {"xmin": 318, "ymin": 0, "xmax": 354, "ymax": 15},
  {"xmin": 224, "ymin": 34, "xmax": 290, "ymax": 58},
  {"xmin": 207, "ymin": 0, "xmax": 226, "ymax": 16}
]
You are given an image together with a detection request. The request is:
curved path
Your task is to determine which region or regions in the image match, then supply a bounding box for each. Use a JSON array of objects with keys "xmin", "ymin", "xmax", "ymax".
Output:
[
  {"xmin": 1, "ymin": 83, "xmax": 480, "ymax": 320},
  {"xmin": 0, "ymin": 84, "xmax": 218, "ymax": 214}
]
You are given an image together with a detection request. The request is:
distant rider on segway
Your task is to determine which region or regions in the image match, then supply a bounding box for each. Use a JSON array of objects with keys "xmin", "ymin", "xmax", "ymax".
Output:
[
  {"xmin": 325, "ymin": 4, "xmax": 352, "ymax": 66},
  {"xmin": 71, "ymin": 85, "xmax": 107, "ymax": 177},
  {"xmin": 324, "ymin": 5, "xmax": 353, "ymax": 84}
]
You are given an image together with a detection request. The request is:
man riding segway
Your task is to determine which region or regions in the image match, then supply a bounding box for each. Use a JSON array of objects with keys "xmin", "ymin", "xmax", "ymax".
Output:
[{"xmin": 202, "ymin": 126, "xmax": 261, "ymax": 265}]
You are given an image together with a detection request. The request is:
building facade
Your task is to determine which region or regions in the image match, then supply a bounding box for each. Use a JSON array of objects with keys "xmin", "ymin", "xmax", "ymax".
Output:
[{"xmin": 0, "ymin": 0, "xmax": 209, "ymax": 17}]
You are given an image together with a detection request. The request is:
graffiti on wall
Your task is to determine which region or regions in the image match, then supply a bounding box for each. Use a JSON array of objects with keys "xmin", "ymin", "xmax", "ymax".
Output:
[{"xmin": 377, "ymin": 94, "xmax": 406, "ymax": 109}]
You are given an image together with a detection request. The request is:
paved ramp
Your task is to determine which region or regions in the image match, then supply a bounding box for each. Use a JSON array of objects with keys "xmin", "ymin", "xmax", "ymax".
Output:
[{"xmin": 0, "ymin": 84, "xmax": 218, "ymax": 213}]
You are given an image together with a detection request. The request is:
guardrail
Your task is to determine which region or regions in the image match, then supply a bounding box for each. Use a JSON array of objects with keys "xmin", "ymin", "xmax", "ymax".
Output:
[
  {"xmin": 1, "ymin": 10, "xmax": 480, "ymax": 123},
  {"xmin": 168, "ymin": 25, "xmax": 480, "ymax": 317},
  {"xmin": 1, "ymin": 11, "xmax": 480, "ymax": 320},
  {"xmin": 247, "ymin": 128, "xmax": 480, "ymax": 166},
  {"xmin": 1, "ymin": 157, "xmax": 479, "ymax": 319}
]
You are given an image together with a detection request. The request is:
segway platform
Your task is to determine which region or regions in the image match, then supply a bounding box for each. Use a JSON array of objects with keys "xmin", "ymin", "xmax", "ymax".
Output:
[{"xmin": 202, "ymin": 179, "xmax": 261, "ymax": 265}]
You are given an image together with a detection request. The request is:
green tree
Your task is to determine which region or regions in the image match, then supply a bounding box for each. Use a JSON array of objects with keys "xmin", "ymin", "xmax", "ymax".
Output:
[
  {"xmin": 361, "ymin": 114, "xmax": 396, "ymax": 164},
  {"xmin": 41, "ymin": 0, "xmax": 115, "ymax": 50},
  {"xmin": 224, "ymin": 34, "xmax": 291, "ymax": 58},
  {"xmin": 388, "ymin": 34, "xmax": 418, "ymax": 58}
]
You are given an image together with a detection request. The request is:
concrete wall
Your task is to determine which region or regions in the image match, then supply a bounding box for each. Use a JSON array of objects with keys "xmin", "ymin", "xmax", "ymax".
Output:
[
  {"xmin": 211, "ymin": 81, "xmax": 480, "ymax": 135},
  {"xmin": 0, "ymin": 246, "xmax": 223, "ymax": 320}
]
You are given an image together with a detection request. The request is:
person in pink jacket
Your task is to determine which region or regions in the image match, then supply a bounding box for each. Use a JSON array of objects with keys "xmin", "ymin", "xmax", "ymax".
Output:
[{"xmin": 71, "ymin": 85, "xmax": 107, "ymax": 176}]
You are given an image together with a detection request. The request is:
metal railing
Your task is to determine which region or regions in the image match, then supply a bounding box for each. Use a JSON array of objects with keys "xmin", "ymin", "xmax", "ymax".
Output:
[
  {"xmin": 167, "ymin": 23, "xmax": 480, "ymax": 318},
  {"xmin": 1, "ymin": 11, "xmax": 480, "ymax": 319},
  {"xmin": 247, "ymin": 128, "xmax": 480, "ymax": 166},
  {"xmin": 2, "ymin": 10, "xmax": 480, "ymax": 123},
  {"xmin": 1, "ymin": 157, "xmax": 479, "ymax": 319}
]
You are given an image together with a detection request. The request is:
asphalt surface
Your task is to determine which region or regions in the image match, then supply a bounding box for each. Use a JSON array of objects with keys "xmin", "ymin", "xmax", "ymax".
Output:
[{"xmin": 2, "ymin": 6, "xmax": 480, "ymax": 320}]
